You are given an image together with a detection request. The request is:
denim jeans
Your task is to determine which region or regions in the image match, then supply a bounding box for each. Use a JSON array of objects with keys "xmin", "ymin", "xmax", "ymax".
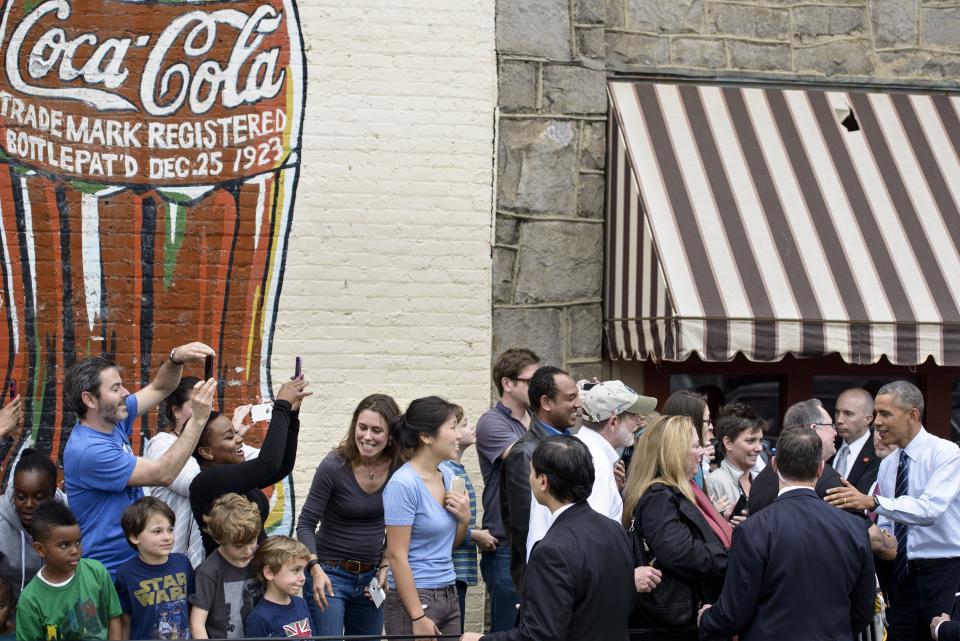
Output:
[
  {"xmin": 303, "ymin": 564, "xmax": 384, "ymax": 638},
  {"xmin": 480, "ymin": 544, "xmax": 519, "ymax": 632}
]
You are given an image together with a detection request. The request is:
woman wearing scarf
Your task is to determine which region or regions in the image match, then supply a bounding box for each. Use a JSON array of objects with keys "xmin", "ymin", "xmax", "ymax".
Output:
[{"xmin": 622, "ymin": 415, "xmax": 732, "ymax": 641}]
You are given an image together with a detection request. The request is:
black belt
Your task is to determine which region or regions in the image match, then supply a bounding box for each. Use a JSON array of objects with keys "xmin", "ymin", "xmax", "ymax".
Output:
[
  {"xmin": 319, "ymin": 559, "xmax": 377, "ymax": 574},
  {"xmin": 908, "ymin": 557, "xmax": 960, "ymax": 572}
]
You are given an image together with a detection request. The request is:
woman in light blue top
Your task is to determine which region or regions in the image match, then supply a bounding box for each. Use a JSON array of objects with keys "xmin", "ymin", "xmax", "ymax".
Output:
[{"xmin": 383, "ymin": 396, "xmax": 470, "ymax": 639}]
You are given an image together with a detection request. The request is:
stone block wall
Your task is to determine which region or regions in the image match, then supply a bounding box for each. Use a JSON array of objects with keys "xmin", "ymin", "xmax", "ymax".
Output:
[{"xmin": 493, "ymin": 0, "xmax": 960, "ymax": 376}]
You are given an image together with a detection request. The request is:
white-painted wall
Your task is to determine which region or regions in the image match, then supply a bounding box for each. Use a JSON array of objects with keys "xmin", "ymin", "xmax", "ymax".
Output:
[{"xmin": 272, "ymin": 0, "xmax": 497, "ymax": 630}]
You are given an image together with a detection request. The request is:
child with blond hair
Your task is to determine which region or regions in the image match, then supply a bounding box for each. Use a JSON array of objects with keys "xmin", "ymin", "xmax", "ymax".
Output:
[
  {"xmin": 189, "ymin": 494, "xmax": 262, "ymax": 639},
  {"xmin": 244, "ymin": 537, "xmax": 313, "ymax": 638}
]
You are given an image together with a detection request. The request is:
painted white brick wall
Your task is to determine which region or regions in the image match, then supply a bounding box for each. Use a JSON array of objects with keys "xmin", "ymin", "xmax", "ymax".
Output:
[{"xmin": 271, "ymin": 0, "xmax": 496, "ymax": 631}]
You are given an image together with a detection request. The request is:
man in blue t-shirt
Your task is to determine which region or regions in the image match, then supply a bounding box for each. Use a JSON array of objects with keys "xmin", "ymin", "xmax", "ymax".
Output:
[{"xmin": 62, "ymin": 343, "xmax": 215, "ymax": 575}]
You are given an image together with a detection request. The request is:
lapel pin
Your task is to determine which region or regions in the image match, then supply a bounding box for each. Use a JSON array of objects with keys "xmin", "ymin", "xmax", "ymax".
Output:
[{"xmin": 862, "ymin": 457, "xmax": 870, "ymax": 463}]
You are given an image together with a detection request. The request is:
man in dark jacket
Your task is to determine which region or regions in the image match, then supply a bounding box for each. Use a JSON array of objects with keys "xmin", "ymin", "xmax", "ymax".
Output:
[
  {"xmin": 749, "ymin": 398, "xmax": 843, "ymax": 513},
  {"xmin": 499, "ymin": 366, "xmax": 580, "ymax": 589},
  {"xmin": 462, "ymin": 436, "xmax": 635, "ymax": 641},
  {"xmin": 698, "ymin": 426, "xmax": 876, "ymax": 641}
]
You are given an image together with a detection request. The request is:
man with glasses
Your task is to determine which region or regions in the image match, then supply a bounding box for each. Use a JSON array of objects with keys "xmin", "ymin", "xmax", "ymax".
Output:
[
  {"xmin": 748, "ymin": 398, "xmax": 844, "ymax": 513},
  {"xmin": 476, "ymin": 348, "xmax": 539, "ymax": 632},
  {"xmin": 576, "ymin": 380, "xmax": 656, "ymax": 522}
]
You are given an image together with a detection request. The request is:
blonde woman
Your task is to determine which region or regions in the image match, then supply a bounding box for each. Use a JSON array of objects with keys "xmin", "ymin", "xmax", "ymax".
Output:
[{"xmin": 622, "ymin": 416, "xmax": 731, "ymax": 641}]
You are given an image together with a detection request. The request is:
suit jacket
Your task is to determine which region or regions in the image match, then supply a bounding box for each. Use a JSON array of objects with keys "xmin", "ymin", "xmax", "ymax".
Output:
[
  {"xmin": 634, "ymin": 483, "xmax": 728, "ymax": 602},
  {"xmin": 499, "ymin": 419, "xmax": 551, "ymax": 588},
  {"xmin": 936, "ymin": 595, "xmax": 960, "ymax": 641},
  {"xmin": 699, "ymin": 488, "xmax": 876, "ymax": 641},
  {"xmin": 483, "ymin": 501, "xmax": 635, "ymax": 641},
  {"xmin": 842, "ymin": 433, "xmax": 881, "ymax": 496},
  {"xmin": 750, "ymin": 462, "xmax": 849, "ymax": 514}
]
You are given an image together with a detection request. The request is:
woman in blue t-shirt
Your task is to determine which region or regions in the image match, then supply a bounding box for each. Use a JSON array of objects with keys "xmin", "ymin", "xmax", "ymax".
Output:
[{"xmin": 383, "ymin": 396, "xmax": 470, "ymax": 639}]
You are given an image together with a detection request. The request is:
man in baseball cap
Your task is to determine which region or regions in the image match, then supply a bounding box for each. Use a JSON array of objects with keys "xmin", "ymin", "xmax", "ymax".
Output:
[{"xmin": 577, "ymin": 381, "xmax": 657, "ymax": 522}]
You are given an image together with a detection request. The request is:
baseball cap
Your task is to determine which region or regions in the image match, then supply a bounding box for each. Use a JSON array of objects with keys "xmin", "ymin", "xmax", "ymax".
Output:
[{"xmin": 582, "ymin": 380, "xmax": 657, "ymax": 423}]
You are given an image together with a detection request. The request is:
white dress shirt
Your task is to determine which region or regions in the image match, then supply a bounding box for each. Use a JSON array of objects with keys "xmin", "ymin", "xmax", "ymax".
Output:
[
  {"xmin": 876, "ymin": 427, "xmax": 960, "ymax": 559},
  {"xmin": 574, "ymin": 427, "xmax": 624, "ymax": 522},
  {"xmin": 526, "ymin": 429, "xmax": 623, "ymax": 560},
  {"xmin": 835, "ymin": 429, "xmax": 871, "ymax": 479},
  {"xmin": 548, "ymin": 502, "xmax": 575, "ymax": 528}
]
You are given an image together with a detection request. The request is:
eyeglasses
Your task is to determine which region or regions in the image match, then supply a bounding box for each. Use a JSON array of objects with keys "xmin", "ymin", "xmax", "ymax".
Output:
[
  {"xmin": 813, "ymin": 422, "xmax": 836, "ymax": 430},
  {"xmin": 514, "ymin": 377, "xmax": 532, "ymax": 384}
]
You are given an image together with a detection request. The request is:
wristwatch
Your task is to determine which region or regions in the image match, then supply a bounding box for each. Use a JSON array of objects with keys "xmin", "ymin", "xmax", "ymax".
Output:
[
  {"xmin": 872, "ymin": 495, "xmax": 879, "ymax": 511},
  {"xmin": 306, "ymin": 559, "xmax": 320, "ymax": 573},
  {"xmin": 169, "ymin": 349, "xmax": 184, "ymax": 366}
]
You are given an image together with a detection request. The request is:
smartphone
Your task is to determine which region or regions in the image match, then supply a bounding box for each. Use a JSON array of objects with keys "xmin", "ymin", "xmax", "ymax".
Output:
[
  {"xmin": 204, "ymin": 355, "xmax": 214, "ymax": 380},
  {"xmin": 731, "ymin": 494, "xmax": 749, "ymax": 520},
  {"xmin": 368, "ymin": 576, "xmax": 386, "ymax": 609},
  {"xmin": 250, "ymin": 402, "xmax": 273, "ymax": 422},
  {"xmin": 451, "ymin": 475, "xmax": 466, "ymax": 494},
  {"xmin": 8, "ymin": 380, "xmax": 15, "ymax": 400},
  {"xmin": 294, "ymin": 356, "xmax": 302, "ymax": 379}
]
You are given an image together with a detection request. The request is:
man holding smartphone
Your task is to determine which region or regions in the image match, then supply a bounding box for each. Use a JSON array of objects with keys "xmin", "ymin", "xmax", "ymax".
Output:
[{"xmin": 62, "ymin": 342, "xmax": 216, "ymax": 576}]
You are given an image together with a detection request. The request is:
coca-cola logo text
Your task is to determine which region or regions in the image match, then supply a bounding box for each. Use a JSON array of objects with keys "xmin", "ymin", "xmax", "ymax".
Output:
[{"xmin": 2, "ymin": 0, "xmax": 286, "ymax": 115}]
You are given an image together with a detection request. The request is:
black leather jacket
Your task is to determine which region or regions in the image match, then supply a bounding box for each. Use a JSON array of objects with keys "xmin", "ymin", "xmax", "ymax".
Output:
[
  {"xmin": 499, "ymin": 418, "xmax": 553, "ymax": 589},
  {"xmin": 634, "ymin": 483, "xmax": 727, "ymax": 603}
]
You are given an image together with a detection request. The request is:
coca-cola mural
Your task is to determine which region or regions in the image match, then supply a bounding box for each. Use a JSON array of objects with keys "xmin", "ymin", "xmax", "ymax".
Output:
[{"xmin": 0, "ymin": 0, "xmax": 306, "ymax": 534}]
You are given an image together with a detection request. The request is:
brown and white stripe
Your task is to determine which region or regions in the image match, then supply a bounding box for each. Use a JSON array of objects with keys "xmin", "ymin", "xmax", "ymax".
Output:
[{"xmin": 606, "ymin": 80, "xmax": 960, "ymax": 365}]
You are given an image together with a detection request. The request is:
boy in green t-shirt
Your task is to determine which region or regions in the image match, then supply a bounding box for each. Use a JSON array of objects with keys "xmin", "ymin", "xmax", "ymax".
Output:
[{"xmin": 16, "ymin": 501, "xmax": 122, "ymax": 641}]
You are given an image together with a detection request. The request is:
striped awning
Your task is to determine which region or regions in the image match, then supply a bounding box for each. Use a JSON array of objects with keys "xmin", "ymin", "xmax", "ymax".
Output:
[{"xmin": 606, "ymin": 80, "xmax": 960, "ymax": 365}]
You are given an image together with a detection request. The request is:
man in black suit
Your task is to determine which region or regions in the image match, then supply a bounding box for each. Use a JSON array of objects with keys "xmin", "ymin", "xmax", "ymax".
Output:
[
  {"xmin": 698, "ymin": 426, "xmax": 876, "ymax": 641},
  {"xmin": 749, "ymin": 398, "xmax": 843, "ymax": 512},
  {"xmin": 751, "ymin": 400, "xmax": 897, "ymax": 563},
  {"xmin": 463, "ymin": 436, "xmax": 635, "ymax": 641},
  {"xmin": 931, "ymin": 596, "xmax": 960, "ymax": 641},
  {"xmin": 833, "ymin": 388, "xmax": 881, "ymax": 495}
]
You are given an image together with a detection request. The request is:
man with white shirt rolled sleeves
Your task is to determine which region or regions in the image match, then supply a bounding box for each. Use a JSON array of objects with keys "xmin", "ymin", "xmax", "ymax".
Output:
[
  {"xmin": 832, "ymin": 388, "xmax": 881, "ymax": 495},
  {"xmin": 825, "ymin": 381, "xmax": 960, "ymax": 641}
]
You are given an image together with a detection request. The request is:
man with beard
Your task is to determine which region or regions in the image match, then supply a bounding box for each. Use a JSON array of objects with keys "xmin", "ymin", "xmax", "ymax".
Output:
[
  {"xmin": 500, "ymin": 366, "xmax": 580, "ymax": 590},
  {"xmin": 63, "ymin": 345, "xmax": 215, "ymax": 576}
]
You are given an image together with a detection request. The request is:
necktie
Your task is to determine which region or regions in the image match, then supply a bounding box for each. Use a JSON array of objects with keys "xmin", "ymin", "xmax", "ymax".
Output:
[
  {"xmin": 834, "ymin": 444, "xmax": 850, "ymax": 478},
  {"xmin": 893, "ymin": 452, "xmax": 910, "ymax": 582}
]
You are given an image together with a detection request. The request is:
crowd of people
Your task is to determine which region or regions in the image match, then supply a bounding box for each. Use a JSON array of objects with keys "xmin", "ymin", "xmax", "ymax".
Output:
[{"xmin": 0, "ymin": 342, "xmax": 956, "ymax": 641}]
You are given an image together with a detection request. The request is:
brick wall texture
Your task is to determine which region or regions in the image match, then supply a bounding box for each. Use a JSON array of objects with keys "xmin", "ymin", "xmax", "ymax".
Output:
[
  {"xmin": 279, "ymin": 0, "xmax": 496, "ymax": 629},
  {"xmin": 493, "ymin": 0, "xmax": 960, "ymax": 381}
]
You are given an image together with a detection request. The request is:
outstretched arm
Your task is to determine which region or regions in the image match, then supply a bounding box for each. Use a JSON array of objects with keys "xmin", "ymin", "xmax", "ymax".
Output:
[
  {"xmin": 129, "ymin": 379, "xmax": 215, "ymax": 487},
  {"xmin": 134, "ymin": 342, "xmax": 213, "ymax": 415}
]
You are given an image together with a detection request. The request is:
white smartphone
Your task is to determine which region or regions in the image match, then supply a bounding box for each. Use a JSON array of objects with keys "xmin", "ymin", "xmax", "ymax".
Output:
[
  {"xmin": 368, "ymin": 576, "xmax": 386, "ymax": 608},
  {"xmin": 451, "ymin": 475, "xmax": 466, "ymax": 494},
  {"xmin": 250, "ymin": 402, "xmax": 273, "ymax": 422}
]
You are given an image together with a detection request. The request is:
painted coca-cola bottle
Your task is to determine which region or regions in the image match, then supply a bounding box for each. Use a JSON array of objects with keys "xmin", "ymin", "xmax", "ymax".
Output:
[{"xmin": 0, "ymin": 0, "xmax": 306, "ymax": 529}]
